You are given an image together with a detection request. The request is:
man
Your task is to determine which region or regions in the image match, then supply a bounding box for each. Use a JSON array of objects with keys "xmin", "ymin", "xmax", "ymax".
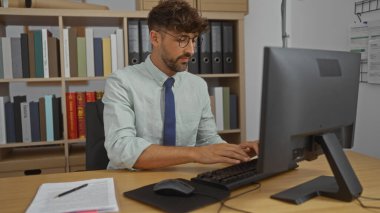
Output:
[{"xmin": 103, "ymin": 0, "xmax": 258, "ymax": 170}]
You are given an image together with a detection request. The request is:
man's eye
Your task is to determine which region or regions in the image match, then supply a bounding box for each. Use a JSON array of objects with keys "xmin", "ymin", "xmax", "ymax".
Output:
[{"xmin": 178, "ymin": 36, "xmax": 189, "ymax": 42}]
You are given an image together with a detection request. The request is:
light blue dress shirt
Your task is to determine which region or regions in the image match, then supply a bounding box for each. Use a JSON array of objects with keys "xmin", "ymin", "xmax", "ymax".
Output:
[{"xmin": 103, "ymin": 56, "xmax": 223, "ymax": 169}]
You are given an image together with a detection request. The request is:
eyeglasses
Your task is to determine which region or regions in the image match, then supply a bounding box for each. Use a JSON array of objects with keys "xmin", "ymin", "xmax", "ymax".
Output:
[{"xmin": 159, "ymin": 30, "xmax": 200, "ymax": 48}]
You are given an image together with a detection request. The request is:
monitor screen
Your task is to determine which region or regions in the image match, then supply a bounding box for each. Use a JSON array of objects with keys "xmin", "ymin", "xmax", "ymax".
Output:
[{"xmin": 258, "ymin": 47, "xmax": 362, "ymax": 204}]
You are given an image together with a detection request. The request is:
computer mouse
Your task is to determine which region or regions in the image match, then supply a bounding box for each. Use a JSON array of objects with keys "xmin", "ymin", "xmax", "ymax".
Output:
[{"xmin": 153, "ymin": 179, "xmax": 195, "ymax": 196}]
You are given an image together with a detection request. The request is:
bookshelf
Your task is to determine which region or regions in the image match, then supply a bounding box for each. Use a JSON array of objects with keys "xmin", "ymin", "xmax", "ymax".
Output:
[{"xmin": 0, "ymin": 8, "xmax": 246, "ymax": 177}]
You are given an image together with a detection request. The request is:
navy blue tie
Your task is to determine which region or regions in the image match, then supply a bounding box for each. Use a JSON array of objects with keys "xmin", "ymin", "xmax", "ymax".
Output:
[{"xmin": 163, "ymin": 77, "xmax": 176, "ymax": 146}]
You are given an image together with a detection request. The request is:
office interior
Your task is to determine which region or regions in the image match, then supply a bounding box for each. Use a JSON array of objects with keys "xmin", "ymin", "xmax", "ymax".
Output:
[{"xmin": 1, "ymin": 0, "xmax": 380, "ymax": 212}]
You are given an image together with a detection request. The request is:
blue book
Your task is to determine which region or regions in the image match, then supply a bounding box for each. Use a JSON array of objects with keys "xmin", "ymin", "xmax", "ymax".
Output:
[
  {"xmin": 29, "ymin": 101, "xmax": 41, "ymax": 142},
  {"xmin": 5, "ymin": 102, "xmax": 16, "ymax": 143},
  {"xmin": 94, "ymin": 37, "xmax": 104, "ymax": 76},
  {"xmin": 44, "ymin": 95, "xmax": 54, "ymax": 141},
  {"xmin": 230, "ymin": 94, "xmax": 238, "ymax": 129}
]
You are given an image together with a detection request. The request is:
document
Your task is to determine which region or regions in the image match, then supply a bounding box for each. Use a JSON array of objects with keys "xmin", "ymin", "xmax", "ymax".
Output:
[{"xmin": 26, "ymin": 178, "xmax": 119, "ymax": 213}]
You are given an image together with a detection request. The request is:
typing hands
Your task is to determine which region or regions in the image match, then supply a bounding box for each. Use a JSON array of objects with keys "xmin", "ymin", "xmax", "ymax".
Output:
[{"xmin": 195, "ymin": 140, "xmax": 259, "ymax": 165}]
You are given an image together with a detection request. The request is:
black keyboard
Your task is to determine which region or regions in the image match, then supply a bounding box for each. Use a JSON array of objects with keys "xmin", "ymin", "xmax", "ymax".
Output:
[{"xmin": 191, "ymin": 159, "xmax": 261, "ymax": 190}]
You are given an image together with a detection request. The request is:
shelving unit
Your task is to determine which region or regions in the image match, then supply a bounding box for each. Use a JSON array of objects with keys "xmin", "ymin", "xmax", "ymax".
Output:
[{"xmin": 0, "ymin": 7, "xmax": 246, "ymax": 177}]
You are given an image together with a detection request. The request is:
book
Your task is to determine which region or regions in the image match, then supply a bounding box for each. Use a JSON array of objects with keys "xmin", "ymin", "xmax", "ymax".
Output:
[
  {"xmin": 2, "ymin": 37, "xmax": 13, "ymax": 79},
  {"xmin": 20, "ymin": 33, "xmax": 30, "ymax": 78},
  {"xmin": 13, "ymin": 95, "xmax": 27, "ymax": 142},
  {"xmin": 5, "ymin": 102, "xmax": 16, "ymax": 143},
  {"xmin": 33, "ymin": 30, "xmax": 44, "ymax": 78},
  {"xmin": 29, "ymin": 101, "xmax": 41, "ymax": 142},
  {"xmin": 77, "ymin": 37, "xmax": 87, "ymax": 77},
  {"xmin": 44, "ymin": 95, "xmax": 54, "ymax": 141},
  {"xmin": 11, "ymin": 37, "xmax": 23, "ymax": 78},
  {"xmin": 39, "ymin": 97, "xmax": 46, "ymax": 141},
  {"xmin": 102, "ymin": 37, "xmax": 112, "ymax": 77},
  {"xmin": 0, "ymin": 39, "xmax": 3, "ymax": 79},
  {"xmin": 48, "ymin": 37, "xmax": 60, "ymax": 77},
  {"xmin": 85, "ymin": 28, "xmax": 95, "ymax": 77},
  {"xmin": 41, "ymin": 29, "xmax": 52, "ymax": 78},
  {"xmin": 77, "ymin": 92, "xmax": 86, "ymax": 139},
  {"xmin": 110, "ymin": 33, "xmax": 118, "ymax": 73},
  {"xmin": 21, "ymin": 102, "xmax": 32, "ymax": 142},
  {"xmin": 68, "ymin": 27, "xmax": 78, "ymax": 77},
  {"xmin": 52, "ymin": 96, "xmax": 63, "ymax": 140},
  {"xmin": 229, "ymin": 94, "xmax": 238, "ymax": 129},
  {"xmin": 0, "ymin": 96, "xmax": 10, "ymax": 144},
  {"xmin": 28, "ymin": 31, "xmax": 36, "ymax": 78},
  {"xmin": 222, "ymin": 87, "xmax": 230, "ymax": 130},
  {"xmin": 93, "ymin": 37, "xmax": 104, "ymax": 77},
  {"xmin": 86, "ymin": 91, "xmax": 96, "ymax": 103},
  {"xmin": 66, "ymin": 92, "xmax": 78, "ymax": 139},
  {"xmin": 63, "ymin": 28, "xmax": 70, "ymax": 77},
  {"xmin": 116, "ymin": 28, "xmax": 125, "ymax": 69}
]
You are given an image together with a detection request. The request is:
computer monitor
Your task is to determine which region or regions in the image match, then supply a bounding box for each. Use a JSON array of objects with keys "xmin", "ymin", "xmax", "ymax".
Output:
[{"xmin": 258, "ymin": 47, "xmax": 363, "ymax": 204}]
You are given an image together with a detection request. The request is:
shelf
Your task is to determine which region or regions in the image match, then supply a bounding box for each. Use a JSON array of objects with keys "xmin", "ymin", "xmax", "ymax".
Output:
[
  {"xmin": 199, "ymin": 73, "xmax": 240, "ymax": 78},
  {"xmin": 0, "ymin": 140, "xmax": 65, "ymax": 149},
  {"xmin": 64, "ymin": 77, "xmax": 107, "ymax": 82},
  {"xmin": 218, "ymin": 129, "xmax": 241, "ymax": 134},
  {"xmin": 0, "ymin": 78, "xmax": 62, "ymax": 83},
  {"xmin": 0, "ymin": 7, "xmax": 246, "ymax": 177}
]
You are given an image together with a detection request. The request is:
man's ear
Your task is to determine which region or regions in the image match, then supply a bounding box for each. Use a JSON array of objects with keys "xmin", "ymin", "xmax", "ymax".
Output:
[{"xmin": 150, "ymin": 30, "xmax": 160, "ymax": 47}]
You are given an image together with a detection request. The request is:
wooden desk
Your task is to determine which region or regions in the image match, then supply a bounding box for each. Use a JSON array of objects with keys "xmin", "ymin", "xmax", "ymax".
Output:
[{"xmin": 0, "ymin": 151, "xmax": 379, "ymax": 213}]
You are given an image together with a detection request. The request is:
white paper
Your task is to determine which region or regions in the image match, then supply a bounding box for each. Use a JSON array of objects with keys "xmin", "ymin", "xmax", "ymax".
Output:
[{"xmin": 26, "ymin": 178, "xmax": 119, "ymax": 213}]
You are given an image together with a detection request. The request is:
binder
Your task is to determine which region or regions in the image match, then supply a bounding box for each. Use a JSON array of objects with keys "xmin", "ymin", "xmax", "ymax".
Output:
[
  {"xmin": 222, "ymin": 21, "xmax": 235, "ymax": 73},
  {"xmin": 188, "ymin": 37, "xmax": 200, "ymax": 74},
  {"xmin": 200, "ymin": 29, "xmax": 212, "ymax": 74},
  {"xmin": 127, "ymin": 19, "xmax": 140, "ymax": 65},
  {"xmin": 139, "ymin": 19, "xmax": 151, "ymax": 62},
  {"xmin": 211, "ymin": 21, "xmax": 223, "ymax": 74}
]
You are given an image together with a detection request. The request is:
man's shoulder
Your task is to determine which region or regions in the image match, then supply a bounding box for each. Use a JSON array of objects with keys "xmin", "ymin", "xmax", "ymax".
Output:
[{"xmin": 111, "ymin": 63, "xmax": 148, "ymax": 79}]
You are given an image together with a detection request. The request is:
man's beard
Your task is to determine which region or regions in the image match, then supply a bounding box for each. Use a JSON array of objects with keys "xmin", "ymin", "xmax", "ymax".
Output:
[{"xmin": 162, "ymin": 53, "xmax": 192, "ymax": 73}]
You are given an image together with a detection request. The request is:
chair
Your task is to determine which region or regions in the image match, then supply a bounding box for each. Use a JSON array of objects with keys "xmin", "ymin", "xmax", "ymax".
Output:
[{"xmin": 85, "ymin": 99, "xmax": 109, "ymax": 170}]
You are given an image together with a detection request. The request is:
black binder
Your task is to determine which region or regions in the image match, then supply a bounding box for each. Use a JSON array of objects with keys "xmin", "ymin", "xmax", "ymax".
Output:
[
  {"xmin": 200, "ymin": 30, "xmax": 212, "ymax": 74},
  {"xmin": 222, "ymin": 21, "xmax": 235, "ymax": 73},
  {"xmin": 127, "ymin": 19, "xmax": 140, "ymax": 65},
  {"xmin": 188, "ymin": 37, "xmax": 200, "ymax": 74},
  {"xmin": 139, "ymin": 19, "xmax": 151, "ymax": 62},
  {"xmin": 211, "ymin": 21, "xmax": 223, "ymax": 74}
]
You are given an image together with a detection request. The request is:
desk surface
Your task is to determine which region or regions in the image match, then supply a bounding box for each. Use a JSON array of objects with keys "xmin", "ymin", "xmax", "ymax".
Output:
[{"xmin": 0, "ymin": 151, "xmax": 379, "ymax": 213}]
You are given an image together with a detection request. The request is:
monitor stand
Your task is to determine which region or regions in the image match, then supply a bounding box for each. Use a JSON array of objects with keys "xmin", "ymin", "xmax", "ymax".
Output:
[{"xmin": 271, "ymin": 133, "xmax": 363, "ymax": 204}]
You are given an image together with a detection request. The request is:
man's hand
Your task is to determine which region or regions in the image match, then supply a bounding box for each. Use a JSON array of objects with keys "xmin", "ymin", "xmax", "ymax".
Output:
[
  {"xmin": 194, "ymin": 143, "xmax": 251, "ymax": 165},
  {"xmin": 239, "ymin": 140, "xmax": 259, "ymax": 157}
]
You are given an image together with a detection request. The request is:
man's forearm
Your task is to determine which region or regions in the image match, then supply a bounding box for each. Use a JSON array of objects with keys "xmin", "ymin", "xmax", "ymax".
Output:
[{"xmin": 133, "ymin": 145, "xmax": 198, "ymax": 169}]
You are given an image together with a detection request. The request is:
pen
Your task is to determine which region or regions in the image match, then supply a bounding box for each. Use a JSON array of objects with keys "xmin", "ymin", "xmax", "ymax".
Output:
[{"xmin": 55, "ymin": 183, "xmax": 88, "ymax": 198}]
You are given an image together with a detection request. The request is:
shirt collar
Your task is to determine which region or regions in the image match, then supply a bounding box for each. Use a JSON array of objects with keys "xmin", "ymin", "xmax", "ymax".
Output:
[{"xmin": 145, "ymin": 55, "xmax": 185, "ymax": 87}]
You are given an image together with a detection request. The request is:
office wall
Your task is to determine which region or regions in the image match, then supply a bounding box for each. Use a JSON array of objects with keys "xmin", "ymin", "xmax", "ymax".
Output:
[
  {"xmin": 244, "ymin": 0, "xmax": 283, "ymax": 142},
  {"xmin": 245, "ymin": 0, "xmax": 380, "ymax": 159}
]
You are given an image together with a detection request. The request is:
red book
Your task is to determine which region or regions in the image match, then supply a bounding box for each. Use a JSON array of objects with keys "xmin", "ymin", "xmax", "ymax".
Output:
[
  {"xmin": 86, "ymin": 91, "xmax": 96, "ymax": 103},
  {"xmin": 76, "ymin": 92, "xmax": 86, "ymax": 139},
  {"xmin": 66, "ymin": 92, "xmax": 78, "ymax": 139}
]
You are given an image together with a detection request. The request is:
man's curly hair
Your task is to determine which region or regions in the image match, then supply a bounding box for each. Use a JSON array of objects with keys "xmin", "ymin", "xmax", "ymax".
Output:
[{"xmin": 148, "ymin": 0, "xmax": 208, "ymax": 34}]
